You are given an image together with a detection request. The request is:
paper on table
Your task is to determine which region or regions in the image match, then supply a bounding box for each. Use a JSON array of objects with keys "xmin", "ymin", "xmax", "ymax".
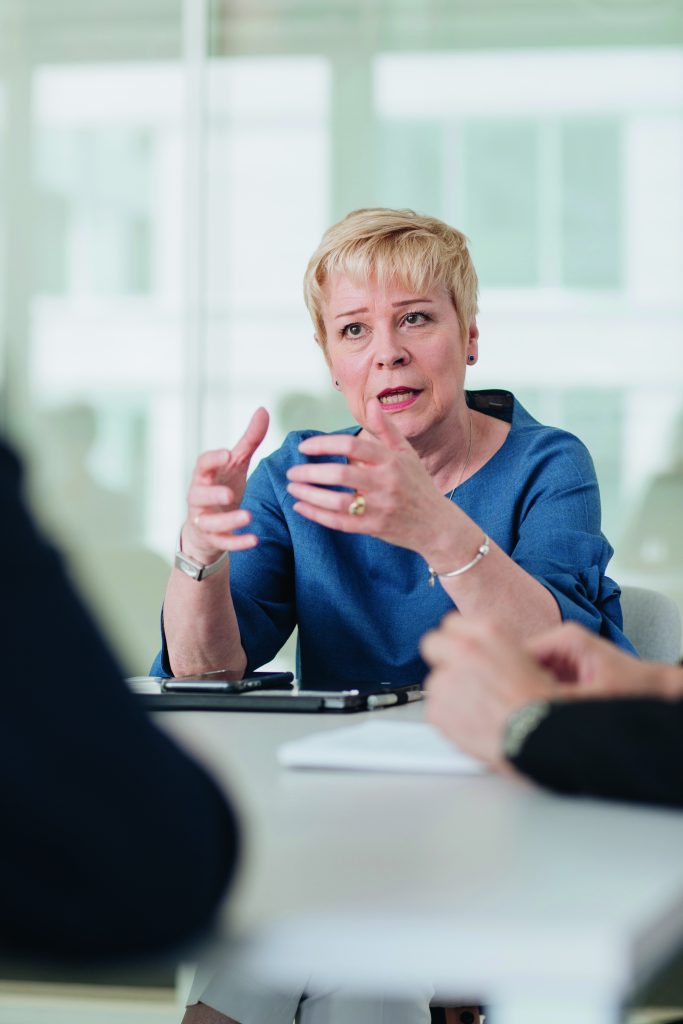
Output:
[
  {"xmin": 278, "ymin": 720, "xmax": 487, "ymax": 775},
  {"xmin": 126, "ymin": 676, "xmax": 164, "ymax": 695}
]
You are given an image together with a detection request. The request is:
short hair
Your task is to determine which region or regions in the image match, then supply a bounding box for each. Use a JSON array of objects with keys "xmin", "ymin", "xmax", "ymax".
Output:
[{"xmin": 303, "ymin": 208, "xmax": 479, "ymax": 351}]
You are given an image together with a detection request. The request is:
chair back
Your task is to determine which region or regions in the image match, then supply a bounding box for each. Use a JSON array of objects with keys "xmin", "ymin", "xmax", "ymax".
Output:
[{"xmin": 620, "ymin": 585, "xmax": 682, "ymax": 664}]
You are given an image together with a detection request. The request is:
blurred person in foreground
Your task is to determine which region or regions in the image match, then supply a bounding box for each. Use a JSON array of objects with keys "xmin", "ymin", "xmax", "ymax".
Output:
[
  {"xmin": 1, "ymin": 439, "xmax": 239, "ymax": 959},
  {"xmin": 422, "ymin": 615, "xmax": 683, "ymax": 809}
]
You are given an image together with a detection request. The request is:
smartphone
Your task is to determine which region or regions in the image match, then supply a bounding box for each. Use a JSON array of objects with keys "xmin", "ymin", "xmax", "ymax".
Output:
[{"xmin": 161, "ymin": 670, "xmax": 294, "ymax": 694}]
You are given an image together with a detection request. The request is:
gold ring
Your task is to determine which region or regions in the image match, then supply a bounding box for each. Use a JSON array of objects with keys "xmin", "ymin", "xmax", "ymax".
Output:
[{"xmin": 348, "ymin": 493, "xmax": 366, "ymax": 516}]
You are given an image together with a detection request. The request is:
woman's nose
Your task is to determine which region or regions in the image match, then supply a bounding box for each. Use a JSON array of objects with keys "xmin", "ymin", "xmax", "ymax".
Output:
[{"xmin": 373, "ymin": 328, "xmax": 410, "ymax": 368}]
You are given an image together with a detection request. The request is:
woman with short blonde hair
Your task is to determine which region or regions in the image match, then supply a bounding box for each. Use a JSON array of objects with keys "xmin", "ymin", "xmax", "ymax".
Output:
[
  {"xmin": 304, "ymin": 207, "xmax": 479, "ymax": 348},
  {"xmin": 157, "ymin": 207, "xmax": 632, "ymax": 1024},
  {"xmin": 156, "ymin": 205, "xmax": 629, "ymax": 693}
]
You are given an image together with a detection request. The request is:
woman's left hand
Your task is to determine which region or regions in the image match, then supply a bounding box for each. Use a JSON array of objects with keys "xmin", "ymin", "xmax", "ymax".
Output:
[{"xmin": 286, "ymin": 399, "xmax": 459, "ymax": 558}]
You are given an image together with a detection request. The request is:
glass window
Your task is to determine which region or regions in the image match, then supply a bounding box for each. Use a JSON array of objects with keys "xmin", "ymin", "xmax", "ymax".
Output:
[
  {"xmin": 10, "ymin": 61, "xmax": 186, "ymax": 674},
  {"xmin": 460, "ymin": 119, "xmax": 540, "ymax": 287},
  {"xmin": 203, "ymin": 57, "xmax": 331, "ymax": 453},
  {"xmin": 3, "ymin": 2, "xmax": 682, "ymax": 673},
  {"xmin": 561, "ymin": 118, "xmax": 622, "ymax": 288},
  {"xmin": 0, "ymin": 79, "xmax": 6, "ymax": 409},
  {"xmin": 377, "ymin": 119, "xmax": 444, "ymax": 220}
]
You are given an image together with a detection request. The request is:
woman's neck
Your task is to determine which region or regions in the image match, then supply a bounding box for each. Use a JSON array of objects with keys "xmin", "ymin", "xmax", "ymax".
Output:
[{"xmin": 412, "ymin": 403, "xmax": 474, "ymax": 493}]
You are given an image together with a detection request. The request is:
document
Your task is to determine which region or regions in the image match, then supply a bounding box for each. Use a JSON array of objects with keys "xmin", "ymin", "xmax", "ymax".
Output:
[
  {"xmin": 127, "ymin": 676, "xmax": 164, "ymax": 695},
  {"xmin": 278, "ymin": 720, "xmax": 487, "ymax": 774}
]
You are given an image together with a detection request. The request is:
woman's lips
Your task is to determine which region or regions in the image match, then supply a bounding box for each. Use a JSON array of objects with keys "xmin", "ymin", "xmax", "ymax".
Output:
[{"xmin": 377, "ymin": 388, "xmax": 421, "ymax": 410}]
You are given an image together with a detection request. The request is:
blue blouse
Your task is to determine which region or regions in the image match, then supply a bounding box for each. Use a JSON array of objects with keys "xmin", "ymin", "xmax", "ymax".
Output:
[{"xmin": 153, "ymin": 391, "xmax": 633, "ymax": 685}]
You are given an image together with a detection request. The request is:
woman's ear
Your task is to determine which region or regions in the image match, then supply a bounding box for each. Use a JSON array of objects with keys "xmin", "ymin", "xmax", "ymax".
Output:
[
  {"xmin": 327, "ymin": 360, "xmax": 341, "ymax": 389},
  {"xmin": 466, "ymin": 320, "xmax": 479, "ymax": 365}
]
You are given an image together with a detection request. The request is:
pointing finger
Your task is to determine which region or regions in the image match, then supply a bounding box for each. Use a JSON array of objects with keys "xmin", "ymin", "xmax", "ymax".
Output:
[
  {"xmin": 365, "ymin": 396, "xmax": 411, "ymax": 451},
  {"xmin": 230, "ymin": 407, "xmax": 270, "ymax": 465}
]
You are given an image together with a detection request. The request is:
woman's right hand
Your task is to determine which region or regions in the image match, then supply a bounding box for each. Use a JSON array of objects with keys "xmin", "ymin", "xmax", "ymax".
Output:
[{"xmin": 180, "ymin": 407, "xmax": 269, "ymax": 564}]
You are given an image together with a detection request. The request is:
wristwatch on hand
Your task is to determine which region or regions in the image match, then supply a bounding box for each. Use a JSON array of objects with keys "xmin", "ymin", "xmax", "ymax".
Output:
[
  {"xmin": 502, "ymin": 700, "xmax": 551, "ymax": 760},
  {"xmin": 174, "ymin": 549, "xmax": 228, "ymax": 582}
]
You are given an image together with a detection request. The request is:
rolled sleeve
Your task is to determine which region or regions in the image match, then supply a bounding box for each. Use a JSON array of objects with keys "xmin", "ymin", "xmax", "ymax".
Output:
[{"xmin": 507, "ymin": 434, "xmax": 634, "ymax": 652}]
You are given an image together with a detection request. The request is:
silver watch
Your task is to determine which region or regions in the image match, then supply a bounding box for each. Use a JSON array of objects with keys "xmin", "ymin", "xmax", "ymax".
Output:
[
  {"xmin": 502, "ymin": 700, "xmax": 551, "ymax": 759},
  {"xmin": 174, "ymin": 549, "xmax": 228, "ymax": 582}
]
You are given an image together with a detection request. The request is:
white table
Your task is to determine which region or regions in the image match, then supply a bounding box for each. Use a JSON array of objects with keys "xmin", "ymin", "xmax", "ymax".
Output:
[{"xmin": 158, "ymin": 703, "xmax": 683, "ymax": 1024}]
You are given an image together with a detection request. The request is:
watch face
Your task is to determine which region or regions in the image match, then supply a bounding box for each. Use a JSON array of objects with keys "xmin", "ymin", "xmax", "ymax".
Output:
[
  {"xmin": 175, "ymin": 550, "xmax": 226, "ymax": 581},
  {"xmin": 175, "ymin": 552, "xmax": 201, "ymax": 578}
]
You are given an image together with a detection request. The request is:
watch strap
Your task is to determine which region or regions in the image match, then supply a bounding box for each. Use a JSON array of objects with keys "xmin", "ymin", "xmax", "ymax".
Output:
[
  {"xmin": 503, "ymin": 700, "xmax": 551, "ymax": 760},
  {"xmin": 174, "ymin": 549, "xmax": 228, "ymax": 581}
]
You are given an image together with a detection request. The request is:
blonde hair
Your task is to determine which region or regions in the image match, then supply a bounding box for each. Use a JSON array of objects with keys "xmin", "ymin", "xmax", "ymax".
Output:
[{"xmin": 303, "ymin": 208, "xmax": 479, "ymax": 350}]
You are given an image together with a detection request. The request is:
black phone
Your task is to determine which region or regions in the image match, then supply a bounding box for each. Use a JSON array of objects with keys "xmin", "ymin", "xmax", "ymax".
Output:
[{"xmin": 161, "ymin": 671, "xmax": 294, "ymax": 694}]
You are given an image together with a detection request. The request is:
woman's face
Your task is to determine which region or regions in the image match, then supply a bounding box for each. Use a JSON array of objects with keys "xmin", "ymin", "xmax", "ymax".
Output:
[{"xmin": 320, "ymin": 273, "xmax": 478, "ymax": 445}]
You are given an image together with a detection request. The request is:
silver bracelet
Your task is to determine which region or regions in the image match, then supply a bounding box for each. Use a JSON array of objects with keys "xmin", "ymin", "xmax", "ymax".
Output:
[{"xmin": 427, "ymin": 535, "xmax": 490, "ymax": 588}]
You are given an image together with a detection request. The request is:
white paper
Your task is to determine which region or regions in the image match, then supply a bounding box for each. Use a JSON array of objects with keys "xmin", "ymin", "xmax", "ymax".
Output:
[
  {"xmin": 126, "ymin": 676, "xmax": 164, "ymax": 695},
  {"xmin": 278, "ymin": 721, "xmax": 487, "ymax": 775}
]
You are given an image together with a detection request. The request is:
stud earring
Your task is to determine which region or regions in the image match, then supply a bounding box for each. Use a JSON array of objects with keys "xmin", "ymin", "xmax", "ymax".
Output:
[{"xmin": 468, "ymin": 355, "xmax": 475, "ymax": 363}]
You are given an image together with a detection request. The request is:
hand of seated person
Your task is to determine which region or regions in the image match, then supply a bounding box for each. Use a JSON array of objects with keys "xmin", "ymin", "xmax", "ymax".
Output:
[
  {"xmin": 421, "ymin": 614, "xmax": 559, "ymax": 768},
  {"xmin": 181, "ymin": 407, "xmax": 270, "ymax": 563},
  {"xmin": 527, "ymin": 622, "xmax": 683, "ymax": 700},
  {"xmin": 421, "ymin": 615, "xmax": 683, "ymax": 769},
  {"xmin": 288, "ymin": 398, "xmax": 468, "ymax": 558}
]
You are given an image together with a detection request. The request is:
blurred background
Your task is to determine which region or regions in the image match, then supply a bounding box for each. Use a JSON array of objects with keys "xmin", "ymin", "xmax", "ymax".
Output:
[{"xmin": 1, "ymin": 0, "xmax": 682, "ymax": 678}]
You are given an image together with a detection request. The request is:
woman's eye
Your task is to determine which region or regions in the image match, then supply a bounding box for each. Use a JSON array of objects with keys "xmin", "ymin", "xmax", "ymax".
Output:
[
  {"xmin": 404, "ymin": 311, "xmax": 429, "ymax": 326},
  {"xmin": 343, "ymin": 323, "xmax": 364, "ymax": 338}
]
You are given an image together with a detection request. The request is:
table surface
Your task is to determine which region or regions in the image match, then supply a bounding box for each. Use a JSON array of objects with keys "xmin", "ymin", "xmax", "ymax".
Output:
[{"xmin": 158, "ymin": 702, "xmax": 683, "ymax": 1008}]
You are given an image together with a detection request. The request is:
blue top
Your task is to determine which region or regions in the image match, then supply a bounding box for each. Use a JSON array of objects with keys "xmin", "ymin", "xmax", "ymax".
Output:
[{"xmin": 153, "ymin": 391, "xmax": 633, "ymax": 685}]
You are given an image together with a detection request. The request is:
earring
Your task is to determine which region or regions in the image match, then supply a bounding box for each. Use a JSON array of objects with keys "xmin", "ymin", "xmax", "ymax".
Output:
[
  {"xmin": 468, "ymin": 355, "xmax": 475, "ymax": 363},
  {"xmin": 335, "ymin": 380, "xmax": 341, "ymax": 389}
]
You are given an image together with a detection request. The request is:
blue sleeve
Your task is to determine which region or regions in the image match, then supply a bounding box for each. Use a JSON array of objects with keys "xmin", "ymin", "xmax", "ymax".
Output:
[
  {"xmin": 149, "ymin": 617, "xmax": 169, "ymax": 676},
  {"xmin": 150, "ymin": 453, "xmax": 296, "ymax": 677},
  {"xmin": 510, "ymin": 433, "xmax": 634, "ymax": 652}
]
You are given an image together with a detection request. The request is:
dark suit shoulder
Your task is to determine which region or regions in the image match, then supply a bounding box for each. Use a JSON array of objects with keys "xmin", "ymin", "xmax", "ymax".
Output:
[
  {"xmin": 511, "ymin": 698, "xmax": 683, "ymax": 809},
  {"xmin": 0, "ymin": 438, "xmax": 239, "ymax": 958}
]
